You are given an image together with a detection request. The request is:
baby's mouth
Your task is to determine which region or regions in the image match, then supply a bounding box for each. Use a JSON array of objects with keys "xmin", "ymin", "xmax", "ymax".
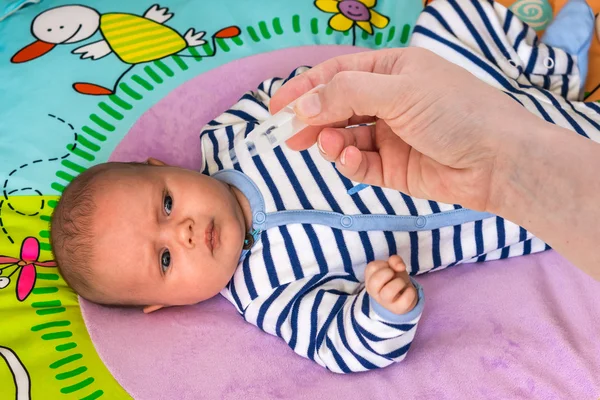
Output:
[{"xmin": 205, "ymin": 220, "xmax": 219, "ymax": 254}]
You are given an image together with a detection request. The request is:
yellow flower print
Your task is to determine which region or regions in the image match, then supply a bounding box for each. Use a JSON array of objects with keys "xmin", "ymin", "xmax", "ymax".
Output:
[{"xmin": 315, "ymin": 0, "xmax": 390, "ymax": 45}]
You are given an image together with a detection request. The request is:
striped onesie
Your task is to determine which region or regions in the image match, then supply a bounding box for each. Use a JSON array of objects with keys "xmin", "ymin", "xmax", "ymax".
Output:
[{"xmin": 200, "ymin": 0, "xmax": 600, "ymax": 373}]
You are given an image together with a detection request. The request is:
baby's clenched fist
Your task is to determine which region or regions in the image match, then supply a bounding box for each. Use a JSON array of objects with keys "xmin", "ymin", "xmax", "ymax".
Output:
[{"xmin": 365, "ymin": 255, "xmax": 418, "ymax": 315}]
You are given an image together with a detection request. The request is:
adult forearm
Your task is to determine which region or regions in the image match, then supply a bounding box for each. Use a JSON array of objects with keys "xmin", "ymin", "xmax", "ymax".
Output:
[{"xmin": 490, "ymin": 120, "xmax": 600, "ymax": 280}]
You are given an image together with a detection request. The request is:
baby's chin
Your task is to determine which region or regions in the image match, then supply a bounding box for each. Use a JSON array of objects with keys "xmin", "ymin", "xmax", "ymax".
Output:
[
  {"xmin": 220, "ymin": 251, "xmax": 242, "ymax": 284},
  {"xmin": 218, "ymin": 215, "xmax": 246, "ymax": 257}
]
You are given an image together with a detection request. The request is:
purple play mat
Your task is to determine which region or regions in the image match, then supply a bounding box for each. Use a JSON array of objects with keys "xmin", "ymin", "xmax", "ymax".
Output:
[{"xmin": 81, "ymin": 46, "xmax": 600, "ymax": 400}]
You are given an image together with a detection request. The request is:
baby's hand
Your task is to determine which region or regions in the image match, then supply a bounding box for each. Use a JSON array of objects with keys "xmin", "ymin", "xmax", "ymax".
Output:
[{"xmin": 365, "ymin": 255, "xmax": 418, "ymax": 315}]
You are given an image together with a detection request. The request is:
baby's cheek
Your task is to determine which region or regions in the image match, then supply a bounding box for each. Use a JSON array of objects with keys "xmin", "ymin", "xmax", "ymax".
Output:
[
  {"xmin": 195, "ymin": 264, "xmax": 231, "ymax": 301},
  {"xmin": 172, "ymin": 273, "xmax": 209, "ymax": 304}
]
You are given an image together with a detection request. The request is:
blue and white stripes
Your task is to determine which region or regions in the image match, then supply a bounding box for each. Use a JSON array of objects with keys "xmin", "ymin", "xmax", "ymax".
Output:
[{"xmin": 200, "ymin": 0, "xmax": 600, "ymax": 373}]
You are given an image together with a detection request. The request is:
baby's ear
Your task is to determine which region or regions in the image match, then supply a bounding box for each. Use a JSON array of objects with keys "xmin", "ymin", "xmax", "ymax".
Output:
[
  {"xmin": 146, "ymin": 157, "xmax": 167, "ymax": 166},
  {"xmin": 143, "ymin": 304, "xmax": 164, "ymax": 314}
]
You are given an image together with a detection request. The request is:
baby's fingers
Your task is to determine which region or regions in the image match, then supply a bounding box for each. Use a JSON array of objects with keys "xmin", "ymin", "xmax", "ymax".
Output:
[
  {"xmin": 388, "ymin": 255, "xmax": 407, "ymax": 273},
  {"xmin": 365, "ymin": 264, "xmax": 395, "ymax": 295},
  {"xmin": 379, "ymin": 277, "xmax": 409, "ymax": 304},
  {"xmin": 365, "ymin": 260, "xmax": 390, "ymax": 280},
  {"xmin": 389, "ymin": 284, "xmax": 418, "ymax": 315}
]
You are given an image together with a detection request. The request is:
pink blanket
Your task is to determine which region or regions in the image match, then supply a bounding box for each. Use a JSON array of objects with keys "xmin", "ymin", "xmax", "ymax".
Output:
[{"xmin": 81, "ymin": 46, "xmax": 600, "ymax": 400}]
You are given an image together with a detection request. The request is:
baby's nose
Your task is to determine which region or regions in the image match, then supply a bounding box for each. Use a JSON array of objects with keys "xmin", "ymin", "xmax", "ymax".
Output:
[{"xmin": 177, "ymin": 218, "xmax": 195, "ymax": 247}]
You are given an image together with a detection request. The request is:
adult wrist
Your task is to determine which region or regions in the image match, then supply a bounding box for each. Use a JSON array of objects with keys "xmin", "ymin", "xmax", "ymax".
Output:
[{"xmin": 484, "ymin": 117, "xmax": 550, "ymax": 219}]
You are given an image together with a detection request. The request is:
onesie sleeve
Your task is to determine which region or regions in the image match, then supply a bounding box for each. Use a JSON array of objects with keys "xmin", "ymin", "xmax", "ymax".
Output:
[{"xmin": 241, "ymin": 273, "xmax": 425, "ymax": 373}]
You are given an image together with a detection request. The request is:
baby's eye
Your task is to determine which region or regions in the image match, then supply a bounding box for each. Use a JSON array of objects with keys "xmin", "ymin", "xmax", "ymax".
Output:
[
  {"xmin": 163, "ymin": 194, "xmax": 173, "ymax": 215},
  {"xmin": 161, "ymin": 249, "xmax": 171, "ymax": 273}
]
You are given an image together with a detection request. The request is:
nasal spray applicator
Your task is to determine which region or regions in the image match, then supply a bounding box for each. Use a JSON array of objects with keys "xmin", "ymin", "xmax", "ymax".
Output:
[
  {"xmin": 243, "ymin": 84, "xmax": 375, "ymax": 156},
  {"xmin": 243, "ymin": 85, "xmax": 324, "ymax": 156}
]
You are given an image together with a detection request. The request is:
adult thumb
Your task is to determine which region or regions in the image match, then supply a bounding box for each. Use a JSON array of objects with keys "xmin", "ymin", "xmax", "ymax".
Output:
[{"xmin": 293, "ymin": 71, "xmax": 406, "ymax": 126}]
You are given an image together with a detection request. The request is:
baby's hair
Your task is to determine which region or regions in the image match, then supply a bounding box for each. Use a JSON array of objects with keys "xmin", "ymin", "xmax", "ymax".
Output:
[{"xmin": 50, "ymin": 161, "xmax": 145, "ymax": 304}]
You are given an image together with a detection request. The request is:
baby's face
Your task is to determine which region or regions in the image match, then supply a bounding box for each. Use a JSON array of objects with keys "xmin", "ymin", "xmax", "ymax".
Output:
[{"xmin": 90, "ymin": 164, "xmax": 247, "ymax": 309}]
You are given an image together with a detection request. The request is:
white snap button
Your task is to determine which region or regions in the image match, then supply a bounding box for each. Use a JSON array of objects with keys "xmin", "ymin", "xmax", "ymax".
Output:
[{"xmin": 543, "ymin": 57, "xmax": 554, "ymax": 69}]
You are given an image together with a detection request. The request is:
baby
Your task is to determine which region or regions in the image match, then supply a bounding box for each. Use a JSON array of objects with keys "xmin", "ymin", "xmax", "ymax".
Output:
[
  {"xmin": 51, "ymin": 156, "xmax": 426, "ymax": 373},
  {"xmin": 50, "ymin": 0, "xmax": 597, "ymax": 373}
]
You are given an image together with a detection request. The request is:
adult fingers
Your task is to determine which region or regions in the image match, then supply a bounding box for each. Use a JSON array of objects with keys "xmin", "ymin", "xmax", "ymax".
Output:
[
  {"xmin": 284, "ymin": 117, "xmax": 376, "ymax": 152},
  {"xmin": 270, "ymin": 50, "xmax": 388, "ymax": 115},
  {"xmin": 293, "ymin": 71, "xmax": 407, "ymax": 127},
  {"xmin": 285, "ymin": 120, "xmax": 350, "ymax": 151},
  {"xmin": 317, "ymin": 125, "xmax": 376, "ymax": 162}
]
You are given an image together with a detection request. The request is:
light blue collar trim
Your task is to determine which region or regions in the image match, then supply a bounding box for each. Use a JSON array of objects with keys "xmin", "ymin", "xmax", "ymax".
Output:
[
  {"xmin": 212, "ymin": 169, "xmax": 266, "ymax": 232},
  {"xmin": 212, "ymin": 170, "xmax": 265, "ymax": 264}
]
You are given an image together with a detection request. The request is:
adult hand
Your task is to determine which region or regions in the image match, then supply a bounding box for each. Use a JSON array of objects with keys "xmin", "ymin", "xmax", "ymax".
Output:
[
  {"xmin": 271, "ymin": 48, "xmax": 600, "ymax": 281},
  {"xmin": 270, "ymin": 48, "xmax": 541, "ymax": 212}
]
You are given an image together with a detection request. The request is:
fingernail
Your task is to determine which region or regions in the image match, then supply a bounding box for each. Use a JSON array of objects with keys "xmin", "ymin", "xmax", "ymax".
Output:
[
  {"xmin": 317, "ymin": 133, "xmax": 326, "ymax": 155},
  {"xmin": 296, "ymin": 93, "xmax": 321, "ymax": 117},
  {"xmin": 340, "ymin": 147, "xmax": 348, "ymax": 165}
]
